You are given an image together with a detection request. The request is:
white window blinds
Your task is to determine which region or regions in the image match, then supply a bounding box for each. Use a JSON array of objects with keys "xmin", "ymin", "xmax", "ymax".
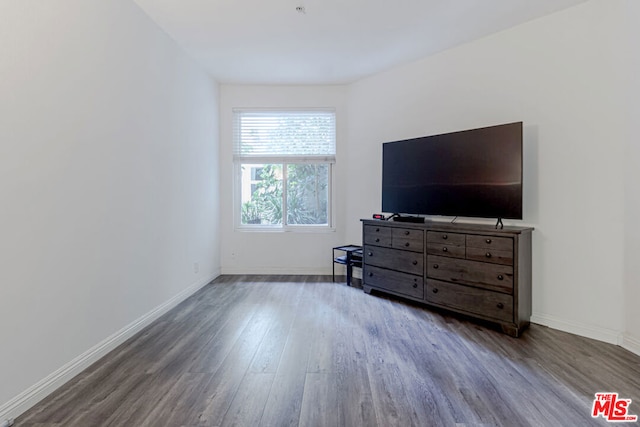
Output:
[{"xmin": 233, "ymin": 110, "xmax": 336, "ymax": 162}]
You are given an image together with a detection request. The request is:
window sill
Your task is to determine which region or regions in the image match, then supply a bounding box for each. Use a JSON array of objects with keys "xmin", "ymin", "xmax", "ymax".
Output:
[{"xmin": 235, "ymin": 225, "xmax": 336, "ymax": 233}]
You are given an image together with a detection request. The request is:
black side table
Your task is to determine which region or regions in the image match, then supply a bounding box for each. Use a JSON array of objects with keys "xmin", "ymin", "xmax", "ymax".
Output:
[{"xmin": 332, "ymin": 245, "xmax": 363, "ymax": 286}]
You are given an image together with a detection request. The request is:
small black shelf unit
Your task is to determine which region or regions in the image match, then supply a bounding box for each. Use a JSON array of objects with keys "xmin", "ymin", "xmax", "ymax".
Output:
[{"xmin": 332, "ymin": 245, "xmax": 363, "ymax": 286}]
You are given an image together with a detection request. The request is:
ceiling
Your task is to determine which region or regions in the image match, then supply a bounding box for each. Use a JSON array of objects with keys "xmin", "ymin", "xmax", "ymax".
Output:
[{"xmin": 134, "ymin": 0, "xmax": 588, "ymax": 85}]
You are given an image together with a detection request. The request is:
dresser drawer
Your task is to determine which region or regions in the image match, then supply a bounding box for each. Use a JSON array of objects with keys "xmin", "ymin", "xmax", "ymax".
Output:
[
  {"xmin": 392, "ymin": 228, "xmax": 424, "ymax": 252},
  {"xmin": 466, "ymin": 235, "xmax": 513, "ymax": 252},
  {"xmin": 426, "ymin": 255, "xmax": 513, "ymax": 294},
  {"xmin": 364, "ymin": 265, "xmax": 423, "ymax": 299},
  {"xmin": 364, "ymin": 225, "xmax": 392, "ymax": 247},
  {"xmin": 426, "ymin": 242, "xmax": 466, "ymax": 259},
  {"xmin": 426, "ymin": 279, "xmax": 513, "ymax": 323},
  {"xmin": 427, "ymin": 231, "xmax": 465, "ymax": 246},
  {"xmin": 466, "ymin": 247, "xmax": 513, "ymax": 266},
  {"xmin": 364, "ymin": 245, "xmax": 423, "ymax": 275}
]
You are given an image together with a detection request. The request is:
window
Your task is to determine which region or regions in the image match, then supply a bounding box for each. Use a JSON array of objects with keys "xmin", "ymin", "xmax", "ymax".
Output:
[{"xmin": 234, "ymin": 109, "xmax": 335, "ymax": 230}]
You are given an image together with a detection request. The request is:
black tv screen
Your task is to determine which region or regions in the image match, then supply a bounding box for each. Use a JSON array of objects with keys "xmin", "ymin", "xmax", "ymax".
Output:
[{"xmin": 382, "ymin": 122, "xmax": 523, "ymax": 219}]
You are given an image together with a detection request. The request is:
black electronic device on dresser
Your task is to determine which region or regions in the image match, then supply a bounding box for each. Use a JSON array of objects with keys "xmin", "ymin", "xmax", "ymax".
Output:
[{"xmin": 361, "ymin": 220, "xmax": 532, "ymax": 337}]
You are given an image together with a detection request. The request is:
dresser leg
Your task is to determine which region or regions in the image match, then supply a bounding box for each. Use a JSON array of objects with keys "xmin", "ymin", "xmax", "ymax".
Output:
[
  {"xmin": 363, "ymin": 285, "xmax": 374, "ymax": 295},
  {"xmin": 500, "ymin": 324, "xmax": 520, "ymax": 337}
]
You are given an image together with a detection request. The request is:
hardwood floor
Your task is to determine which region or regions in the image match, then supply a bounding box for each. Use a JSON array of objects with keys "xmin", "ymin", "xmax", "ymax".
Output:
[{"xmin": 16, "ymin": 275, "xmax": 640, "ymax": 426}]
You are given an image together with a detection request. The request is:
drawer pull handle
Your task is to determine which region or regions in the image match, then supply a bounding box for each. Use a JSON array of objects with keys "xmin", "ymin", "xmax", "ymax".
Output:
[
  {"xmin": 376, "ymin": 228, "xmax": 380, "ymax": 232},
  {"xmin": 405, "ymin": 230, "xmax": 410, "ymax": 235},
  {"xmin": 497, "ymin": 275, "xmax": 504, "ymax": 280},
  {"xmin": 375, "ymin": 238, "xmax": 380, "ymax": 242},
  {"xmin": 485, "ymin": 252, "xmax": 492, "ymax": 258},
  {"xmin": 442, "ymin": 247, "xmax": 448, "ymax": 252},
  {"xmin": 405, "ymin": 242, "xmax": 410, "ymax": 247},
  {"xmin": 432, "ymin": 288, "xmax": 438, "ymax": 293},
  {"xmin": 497, "ymin": 303, "xmax": 504, "ymax": 309},
  {"xmin": 433, "ymin": 264, "xmax": 439, "ymax": 269},
  {"xmin": 412, "ymin": 260, "xmax": 418, "ymax": 265},
  {"xmin": 413, "ymin": 283, "xmax": 418, "ymax": 288},
  {"xmin": 486, "ymin": 239, "xmax": 492, "ymax": 244},
  {"xmin": 442, "ymin": 234, "xmax": 448, "ymax": 240},
  {"xmin": 368, "ymin": 252, "xmax": 373, "ymax": 256},
  {"xmin": 368, "ymin": 272, "xmax": 373, "ymax": 277}
]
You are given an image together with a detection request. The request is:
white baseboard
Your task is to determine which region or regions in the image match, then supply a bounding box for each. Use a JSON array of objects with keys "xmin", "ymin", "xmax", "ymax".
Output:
[
  {"xmin": 531, "ymin": 312, "xmax": 624, "ymax": 346},
  {"xmin": 221, "ymin": 266, "xmax": 334, "ymax": 275},
  {"xmin": 621, "ymin": 333, "xmax": 640, "ymax": 356},
  {"xmin": 0, "ymin": 270, "xmax": 220, "ymax": 423},
  {"xmin": 220, "ymin": 265, "xmax": 366, "ymax": 277}
]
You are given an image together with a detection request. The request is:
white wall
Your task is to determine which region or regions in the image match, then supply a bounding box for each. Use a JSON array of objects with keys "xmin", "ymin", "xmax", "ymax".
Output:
[
  {"xmin": 0, "ymin": 0, "xmax": 220, "ymax": 417},
  {"xmin": 623, "ymin": 0, "xmax": 640, "ymax": 354},
  {"xmin": 219, "ymin": 85, "xmax": 348, "ymax": 274},
  {"xmin": 345, "ymin": 0, "xmax": 630, "ymax": 343}
]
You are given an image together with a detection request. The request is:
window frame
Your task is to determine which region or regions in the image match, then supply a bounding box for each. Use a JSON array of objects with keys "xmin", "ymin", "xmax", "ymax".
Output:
[{"xmin": 233, "ymin": 108, "xmax": 336, "ymax": 232}]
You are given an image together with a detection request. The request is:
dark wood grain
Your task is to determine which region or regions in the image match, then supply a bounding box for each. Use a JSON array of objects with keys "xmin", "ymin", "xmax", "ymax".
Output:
[
  {"xmin": 363, "ymin": 225, "xmax": 392, "ymax": 247},
  {"xmin": 364, "ymin": 265, "xmax": 423, "ymax": 299},
  {"xmin": 364, "ymin": 245, "xmax": 423, "ymax": 275},
  {"xmin": 427, "ymin": 255, "xmax": 514, "ymax": 293},
  {"xmin": 466, "ymin": 246, "xmax": 514, "ymax": 265},
  {"xmin": 466, "ymin": 234, "xmax": 513, "ymax": 251},
  {"xmin": 16, "ymin": 275, "xmax": 640, "ymax": 427},
  {"xmin": 391, "ymin": 228, "xmax": 424, "ymax": 252},
  {"xmin": 426, "ymin": 278, "xmax": 513, "ymax": 322},
  {"xmin": 427, "ymin": 230, "xmax": 466, "ymax": 245},
  {"xmin": 426, "ymin": 242, "xmax": 467, "ymax": 259}
]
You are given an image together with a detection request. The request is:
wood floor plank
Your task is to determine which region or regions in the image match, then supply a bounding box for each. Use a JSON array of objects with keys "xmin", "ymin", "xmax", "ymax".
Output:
[
  {"xmin": 259, "ymin": 278, "xmax": 316, "ymax": 427},
  {"xmin": 306, "ymin": 281, "xmax": 339, "ymax": 374},
  {"xmin": 137, "ymin": 372, "xmax": 215, "ymax": 427},
  {"xmin": 16, "ymin": 275, "xmax": 640, "ymax": 427},
  {"xmin": 249, "ymin": 281, "xmax": 304, "ymax": 373},
  {"xmin": 186, "ymin": 302, "xmax": 259, "ymax": 374},
  {"xmin": 330, "ymin": 284, "xmax": 379, "ymax": 426},
  {"xmin": 194, "ymin": 308, "xmax": 275, "ymax": 426},
  {"xmin": 219, "ymin": 372, "xmax": 274, "ymax": 427},
  {"xmin": 334, "ymin": 360, "xmax": 378, "ymax": 427},
  {"xmin": 366, "ymin": 362, "xmax": 420, "ymax": 426},
  {"xmin": 100, "ymin": 373, "xmax": 175, "ymax": 427},
  {"xmin": 299, "ymin": 373, "xmax": 339, "ymax": 427}
]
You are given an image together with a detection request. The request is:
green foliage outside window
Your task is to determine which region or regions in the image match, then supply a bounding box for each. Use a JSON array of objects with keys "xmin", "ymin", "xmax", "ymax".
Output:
[{"xmin": 240, "ymin": 163, "xmax": 328, "ymax": 226}]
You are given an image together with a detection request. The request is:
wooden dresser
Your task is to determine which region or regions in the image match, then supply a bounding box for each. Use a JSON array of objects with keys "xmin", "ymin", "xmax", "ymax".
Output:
[{"xmin": 361, "ymin": 219, "xmax": 533, "ymax": 337}]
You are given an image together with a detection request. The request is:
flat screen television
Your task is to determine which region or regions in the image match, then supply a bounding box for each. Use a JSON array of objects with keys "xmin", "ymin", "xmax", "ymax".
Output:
[{"xmin": 382, "ymin": 122, "xmax": 523, "ymax": 220}]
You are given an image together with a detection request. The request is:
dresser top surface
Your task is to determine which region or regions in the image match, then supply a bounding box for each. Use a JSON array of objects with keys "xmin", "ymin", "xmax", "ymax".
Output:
[{"xmin": 361, "ymin": 219, "xmax": 533, "ymax": 236}]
